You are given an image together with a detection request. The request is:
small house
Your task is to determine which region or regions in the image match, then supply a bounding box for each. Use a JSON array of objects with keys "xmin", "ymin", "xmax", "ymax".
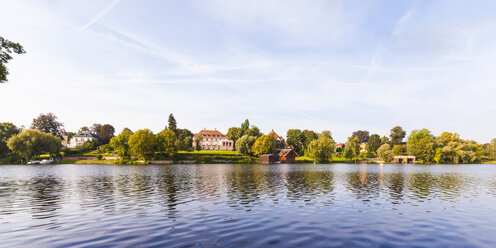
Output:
[
  {"xmin": 392, "ymin": 156, "xmax": 416, "ymax": 164},
  {"xmin": 260, "ymin": 154, "xmax": 279, "ymax": 164},
  {"xmin": 278, "ymin": 149, "xmax": 298, "ymax": 163},
  {"xmin": 68, "ymin": 131, "xmax": 98, "ymax": 148}
]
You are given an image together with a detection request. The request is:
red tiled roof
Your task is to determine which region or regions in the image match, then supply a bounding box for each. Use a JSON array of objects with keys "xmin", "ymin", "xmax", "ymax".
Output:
[
  {"xmin": 195, "ymin": 129, "xmax": 226, "ymax": 137},
  {"xmin": 268, "ymin": 129, "xmax": 283, "ymax": 139}
]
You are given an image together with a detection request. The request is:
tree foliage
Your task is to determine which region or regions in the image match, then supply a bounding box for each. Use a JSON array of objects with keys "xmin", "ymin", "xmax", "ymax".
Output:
[
  {"xmin": 252, "ymin": 134, "xmax": 276, "ymax": 156},
  {"xmin": 128, "ymin": 129, "xmax": 157, "ymax": 160},
  {"xmin": 0, "ymin": 36, "xmax": 26, "ymax": 83},
  {"xmin": 390, "ymin": 126, "xmax": 406, "ymax": 146},
  {"xmin": 110, "ymin": 129, "xmax": 132, "ymax": 159},
  {"xmin": 0, "ymin": 122, "xmax": 20, "ymax": 157},
  {"xmin": 157, "ymin": 129, "xmax": 177, "ymax": 158},
  {"xmin": 306, "ymin": 136, "xmax": 335, "ymax": 163},
  {"xmin": 367, "ymin": 134, "xmax": 381, "ymax": 154},
  {"xmin": 286, "ymin": 129, "xmax": 304, "ymax": 155},
  {"xmin": 31, "ymin": 113, "xmax": 63, "ymax": 136},
  {"xmin": 168, "ymin": 113, "xmax": 177, "ymax": 133},
  {"xmin": 235, "ymin": 135, "xmax": 257, "ymax": 155},
  {"xmin": 377, "ymin": 144, "xmax": 393, "ymax": 162},
  {"xmin": 7, "ymin": 129, "xmax": 60, "ymax": 160},
  {"xmin": 407, "ymin": 129, "xmax": 435, "ymax": 163},
  {"xmin": 352, "ymin": 130, "xmax": 370, "ymax": 143},
  {"xmin": 343, "ymin": 136, "xmax": 360, "ymax": 160}
]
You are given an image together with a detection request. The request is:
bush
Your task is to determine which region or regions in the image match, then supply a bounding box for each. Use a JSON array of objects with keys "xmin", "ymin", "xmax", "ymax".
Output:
[{"xmin": 96, "ymin": 154, "xmax": 103, "ymax": 160}]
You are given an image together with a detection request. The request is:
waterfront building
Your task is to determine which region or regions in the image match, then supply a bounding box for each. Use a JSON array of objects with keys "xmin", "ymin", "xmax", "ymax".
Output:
[
  {"xmin": 392, "ymin": 156, "xmax": 416, "ymax": 164},
  {"xmin": 278, "ymin": 149, "xmax": 298, "ymax": 163},
  {"xmin": 68, "ymin": 131, "xmax": 98, "ymax": 148},
  {"xmin": 193, "ymin": 129, "xmax": 234, "ymax": 151}
]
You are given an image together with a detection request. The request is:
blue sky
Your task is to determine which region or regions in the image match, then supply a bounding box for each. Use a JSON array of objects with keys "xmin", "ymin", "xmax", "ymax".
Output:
[{"xmin": 1, "ymin": 0, "xmax": 496, "ymax": 143}]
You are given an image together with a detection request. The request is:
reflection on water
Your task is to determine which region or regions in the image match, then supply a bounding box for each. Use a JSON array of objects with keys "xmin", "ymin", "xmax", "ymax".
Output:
[{"xmin": 0, "ymin": 163, "xmax": 496, "ymax": 247}]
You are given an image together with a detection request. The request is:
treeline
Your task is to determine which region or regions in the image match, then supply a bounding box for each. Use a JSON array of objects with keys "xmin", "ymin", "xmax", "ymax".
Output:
[
  {"xmin": 1, "ymin": 113, "xmax": 496, "ymax": 164},
  {"xmin": 0, "ymin": 113, "xmax": 194, "ymax": 163}
]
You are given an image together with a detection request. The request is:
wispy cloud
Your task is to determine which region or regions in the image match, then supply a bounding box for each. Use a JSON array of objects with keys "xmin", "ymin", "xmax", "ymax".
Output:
[{"xmin": 80, "ymin": 0, "xmax": 121, "ymax": 31}]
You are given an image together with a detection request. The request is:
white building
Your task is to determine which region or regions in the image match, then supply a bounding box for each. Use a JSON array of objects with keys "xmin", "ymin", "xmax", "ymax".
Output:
[
  {"xmin": 68, "ymin": 131, "xmax": 98, "ymax": 148},
  {"xmin": 193, "ymin": 129, "xmax": 234, "ymax": 151}
]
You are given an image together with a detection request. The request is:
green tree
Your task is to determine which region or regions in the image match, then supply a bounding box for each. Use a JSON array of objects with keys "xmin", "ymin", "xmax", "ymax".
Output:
[
  {"xmin": 302, "ymin": 129, "xmax": 318, "ymax": 153},
  {"xmin": 352, "ymin": 130, "xmax": 369, "ymax": 143},
  {"xmin": 240, "ymin": 119, "xmax": 250, "ymax": 135},
  {"xmin": 157, "ymin": 129, "xmax": 177, "ymax": 158},
  {"xmin": 235, "ymin": 135, "xmax": 257, "ymax": 155},
  {"xmin": 380, "ymin": 136, "xmax": 390, "ymax": 145},
  {"xmin": 128, "ymin": 129, "xmax": 157, "ymax": 160},
  {"xmin": 31, "ymin": 112, "xmax": 63, "ymax": 136},
  {"xmin": 168, "ymin": 113, "xmax": 177, "ymax": 133},
  {"xmin": 286, "ymin": 129, "xmax": 304, "ymax": 155},
  {"xmin": 98, "ymin": 124, "xmax": 115, "ymax": 144},
  {"xmin": 390, "ymin": 126, "xmax": 406, "ymax": 146},
  {"xmin": 246, "ymin": 126, "xmax": 262, "ymax": 137},
  {"xmin": 343, "ymin": 136, "xmax": 360, "ymax": 160},
  {"xmin": 252, "ymin": 134, "xmax": 276, "ymax": 156},
  {"xmin": 7, "ymin": 129, "xmax": 60, "ymax": 160},
  {"xmin": 227, "ymin": 127, "xmax": 242, "ymax": 145},
  {"xmin": 319, "ymin": 130, "xmax": 333, "ymax": 139},
  {"xmin": 377, "ymin": 144, "xmax": 393, "ymax": 162},
  {"xmin": 306, "ymin": 136, "xmax": 335, "ymax": 163},
  {"xmin": 407, "ymin": 129, "xmax": 435, "ymax": 163},
  {"xmin": 175, "ymin": 129, "xmax": 193, "ymax": 151},
  {"xmin": 110, "ymin": 129, "xmax": 132, "ymax": 159},
  {"xmin": 194, "ymin": 135, "xmax": 202, "ymax": 151},
  {"xmin": 79, "ymin": 126, "xmax": 90, "ymax": 133},
  {"xmin": 0, "ymin": 122, "xmax": 20, "ymax": 156},
  {"xmin": 392, "ymin": 144, "xmax": 406, "ymax": 155},
  {"xmin": 0, "ymin": 36, "xmax": 26, "ymax": 83},
  {"xmin": 367, "ymin": 134, "xmax": 381, "ymax": 154}
]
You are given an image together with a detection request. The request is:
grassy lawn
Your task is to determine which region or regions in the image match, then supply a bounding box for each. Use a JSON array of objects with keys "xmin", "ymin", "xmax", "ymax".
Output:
[
  {"xmin": 178, "ymin": 150, "xmax": 240, "ymax": 155},
  {"xmin": 483, "ymin": 160, "xmax": 496, "ymax": 164}
]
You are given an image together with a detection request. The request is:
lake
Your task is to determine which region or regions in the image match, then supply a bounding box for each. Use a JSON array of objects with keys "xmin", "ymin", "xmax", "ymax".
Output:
[{"xmin": 1, "ymin": 163, "xmax": 496, "ymax": 247}]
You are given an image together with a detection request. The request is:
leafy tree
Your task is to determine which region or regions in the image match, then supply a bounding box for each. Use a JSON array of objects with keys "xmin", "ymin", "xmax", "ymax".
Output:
[
  {"xmin": 157, "ymin": 129, "xmax": 177, "ymax": 158},
  {"xmin": 246, "ymin": 126, "xmax": 262, "ymax": 137},
  {"xmin": 0, "ymin": 36, "xmax": 26, "ymax": 83},
  {"xmin": 319, "ymin": 130, "xmax": 333, "ymax": 139},
  {"xmin": 306, "ymin": 136, "xmax": 335, "ymax": 163},
  {"xmin": 489, "ymin": 139, "xmax": 496, "ymax": 160},
  {"xmin": 390, "ymin": 126, "xmax": 406, "ymax": 146},
  {"xmin": 79, "ymin": 126, "xmax": 90, "ymax": 133},
  {"xmin": 128, "ymin": 129, "xmax": 157, "ymax": 160},
  {"xmin": 240, "ymin": 119, "xmax": 250, "ymax": 136},
  {"xmin": 235, "ymin": 135, "xmax": 257, "ymax": 155},
  {"xmin": 31, "ymin": 113, "xmax": 63, "ymax": 136},
  {"xmin": 302, "ymin": 129, "xmax": 318, "ymax": 152},
  {"xmin": 168, "ymin": 113, "xmax": 177, "ymax": 133},
  {"xmin": 0, "ymin": 122, "xmax": 20, "ymax": 162},
  {"xmin": 175, "ymin": 129, "xmax": 193, "ymax": 151},
  {"xmin": 380, "ymin": 136, "xmax": 390, "ymax": 145},
  {"xmin": 252, "ymin": 134, "xmax": 276, "ymax": 156},
  {"xmin": 286, "ymin": 129, "xmax": 304, "ymax": 155},
  {"xmin": 392, "ymin": 145, "xmax": 406, "ymax": 155},
  {"xmin": 91, "ymin": 123, "xmax": 102, "ymax": 134},
  {"xmin": 7, "ymin": 129, "xmax": 60, "ymax": 160},
  {"xmin": 407, "ymin": 129, "xmax": 435, "ymax": 163},
  {"xmin": 352, "ymin": 130, "xmax": 369, "ymax": 143},
  {"xmin": 343, "ymin": 136, "xmax": 360, "ymax": 160},
  {"xmin": 227, "ymin": 127, "xmax": 242, "ymax": 145},
  {"xmin": 366, "ymin": 134, "xmax": 381, "ymax": 154},
  {"xmin": 110, "ymin": 129, "xmax": 133, "ymax": 159},
  {"xmin": 98, "ymin": 124, "xmax": 115, "ymax": 144},
  {"xmin": 377, "ymin": 144, "xmax": 393, "ymax": 162},
  {"xmin": 195, "ymin": 135, "xmax": 202, "ymax": 151}
]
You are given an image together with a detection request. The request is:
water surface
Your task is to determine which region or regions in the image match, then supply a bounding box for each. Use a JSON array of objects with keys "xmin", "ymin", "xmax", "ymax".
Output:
[{"xmin": 1, "ymin": 163, "xmax": 496, "ymax": 247}]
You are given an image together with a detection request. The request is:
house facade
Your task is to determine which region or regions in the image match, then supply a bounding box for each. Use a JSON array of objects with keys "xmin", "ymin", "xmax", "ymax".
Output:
[
  {"xmin": 193, "ymin": 129, "xmax": 234, "ymax": 151},
  {"xmin": 68, "ymin": 131, "xmax": 98, "ymax": 148}
]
